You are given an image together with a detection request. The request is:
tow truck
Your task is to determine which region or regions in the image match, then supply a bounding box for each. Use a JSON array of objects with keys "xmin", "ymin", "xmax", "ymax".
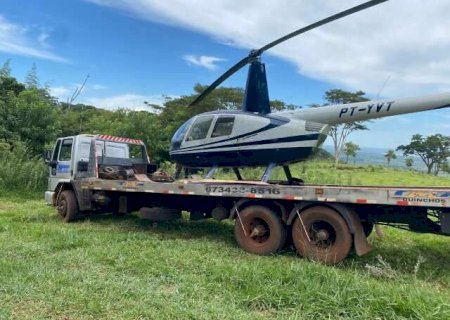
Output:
[{"xmin": 44, "ymin": 134, "xmax": 450, "ymax": 265}]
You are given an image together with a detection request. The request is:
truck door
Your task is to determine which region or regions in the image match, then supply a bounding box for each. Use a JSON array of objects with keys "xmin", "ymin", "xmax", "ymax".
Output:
[{"xmin": 48, "ymin": 138, "xmax": 73, "ymax": 191}]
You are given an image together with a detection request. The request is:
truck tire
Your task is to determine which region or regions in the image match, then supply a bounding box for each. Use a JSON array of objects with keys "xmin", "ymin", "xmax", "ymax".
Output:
[
  {"xmin": 292, "ymin": 206, "xmax": 352, "ymax": 265},
  {"xmin": 234, "ymin": 205, "xmax": 286, "ymax": 255},
  {"xmin": 57, "ymin": 190, "xmax": 79, "ymax": 223}
]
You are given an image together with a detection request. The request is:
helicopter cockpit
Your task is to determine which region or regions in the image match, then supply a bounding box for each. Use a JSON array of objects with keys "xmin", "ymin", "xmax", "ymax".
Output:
[{"xmin": 170, "ymin": 114, "xmax": 236, "ymax": 151}]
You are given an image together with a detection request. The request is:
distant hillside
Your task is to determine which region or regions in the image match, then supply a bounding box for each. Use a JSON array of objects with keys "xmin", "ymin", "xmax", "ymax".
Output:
[{"xmin": 323, "ymin": 145, "xmax": 448, "ymax": 175}]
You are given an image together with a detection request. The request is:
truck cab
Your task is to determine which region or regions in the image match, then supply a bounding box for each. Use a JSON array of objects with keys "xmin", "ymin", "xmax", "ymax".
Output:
[{"xmin": 45, "ymin": 134, "xmax": 154, "ymax": 205}]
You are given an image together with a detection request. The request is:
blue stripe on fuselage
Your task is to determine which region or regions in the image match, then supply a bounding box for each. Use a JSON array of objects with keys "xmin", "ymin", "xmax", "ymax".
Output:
[{"xmin": 171, "ymin": 133, "xmax": 320, "ymax": 154}]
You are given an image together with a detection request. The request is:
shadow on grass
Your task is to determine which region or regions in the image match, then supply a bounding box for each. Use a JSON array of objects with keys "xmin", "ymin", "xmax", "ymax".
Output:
[{"xmin": 84, "ymin": 213, "xmax": 237, "ymax": 247}]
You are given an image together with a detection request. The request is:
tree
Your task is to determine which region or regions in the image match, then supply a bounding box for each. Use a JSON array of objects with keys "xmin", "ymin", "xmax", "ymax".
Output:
[
  {"xmin": 397, "ymin": 134, "xmax": 450, "ymax": 175},
  {"xmin": 0, "ymin": 65, "xmax": 59, "ymax": 154},
  {"xmin": 271, "ymin": 99, "xmax": 299, "ymax": 111},
  {"xmin": 0, "ymin": 60, "xmax": 25, "ymax": 98},
  {"xmin": 0, "ymin": 60, "xmax": 11, "ymax": 77},
  {"xmin": 25, "ymin": 63, "xmax": 39, "ymax": 89},
  {"xmin": 384, "ymin": 149, "xmax": 397, "ymax": 166},
  {"xmin": 14, "ymin": 89, "xmax": 60, "ymax": 154},
  {"xmin": 317, "ymin": 89, "xmax": 369, "ymax": 168},
  {"xmin": 405, "ymin": 157, "xmax": 414, "ymax": 170},
  {"xmin": 343, "ymin": 142, "xmax": 359, "ymax": 163},
  {"xmin": 441, "ymin": 161, "xmax": 450, "ymax": 175}
]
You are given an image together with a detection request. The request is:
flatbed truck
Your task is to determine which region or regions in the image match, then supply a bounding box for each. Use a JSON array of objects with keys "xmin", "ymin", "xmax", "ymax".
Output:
[{"xmin": 45, "ymin": 134, "xmax": 450, "ymax": 265}]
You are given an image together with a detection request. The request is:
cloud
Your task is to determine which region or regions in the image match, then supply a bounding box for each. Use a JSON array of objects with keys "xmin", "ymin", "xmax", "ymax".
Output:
[
  {"xmin": 92, "ymin": 84, "xmax": 107, "ymax": 90},
  {"xmin": 49, "ymin": 82, "xmax": 108, "ymax": 102},
  {"xmin": 86, "ymin": 0, "xmax": 450, "ymax": 97},
  {"xmin": 37, "ymin": 29, "xmax": 50, "ymax": 48},
  {"xmin": 183, "ymin": 54, "xmax": 225, "ymax": 70},
  {"xmin": 0, "ymin": 15, "xmax": 67, "ymax": 63},
  {"xmin": 83, "ymin": 93, "xmax": 175, "ymax": 111},
  {"xmin": 49, "ymin": 85, "xmax": 173, "ymax": 111},
  {"xmin": 49, "ymin": 86, "xmax": 73, "ymax": 99}
]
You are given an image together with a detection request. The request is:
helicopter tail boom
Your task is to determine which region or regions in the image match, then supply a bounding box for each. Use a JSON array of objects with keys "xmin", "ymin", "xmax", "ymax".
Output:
[{"xmin": 283, "ymin": 93, "xmax": 450, "ymax": 125}]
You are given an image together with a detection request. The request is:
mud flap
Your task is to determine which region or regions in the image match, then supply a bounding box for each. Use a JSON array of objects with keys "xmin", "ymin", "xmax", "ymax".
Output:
[
  {"xmin": 324, "ymin": 203, "xmax": 372, "ymax": 257},
  {"xmin": 347, "ymin": 210, "xmax": 373, "ymax": 256},
  {"xmin": 118, "ymin": 196, "xmax": 127, "ymax": 214}
]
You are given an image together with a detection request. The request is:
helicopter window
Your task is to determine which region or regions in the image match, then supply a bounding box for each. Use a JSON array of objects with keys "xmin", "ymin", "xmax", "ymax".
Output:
[
  {"xmin": 186, "ymin": 115, "xmax": 214, "ymax": 141},
  {"xmin": 171, "ymin": 118, "xmax": 193, "ymax": 147},
  {"xmin": 211, "ymin": 116, "xmax": 235, "ymax": 137}
]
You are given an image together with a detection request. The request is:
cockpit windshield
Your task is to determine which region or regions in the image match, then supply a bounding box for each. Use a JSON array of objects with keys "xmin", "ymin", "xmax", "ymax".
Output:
[{"xmin": 170, "ymin": 118, "xmax": 194, "ymax": 150}]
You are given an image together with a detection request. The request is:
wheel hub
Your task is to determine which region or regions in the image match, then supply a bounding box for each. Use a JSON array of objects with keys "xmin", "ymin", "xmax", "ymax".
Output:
[
  {"xmin": 315, "ymin": 229, "xmax": 330, "ymax": 241},
  {"xmin": 250, "ymin": 225, "xmax": 267, "ymax": 238},
  {"xmin": 248, "ymin": 218, "xmax": 270, "ymax": 242}
]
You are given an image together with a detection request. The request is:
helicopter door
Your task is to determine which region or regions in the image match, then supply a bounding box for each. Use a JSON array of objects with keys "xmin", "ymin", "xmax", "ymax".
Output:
[
  {"xmin": 183, "ymin": 115, "xmax": 215, "ymax": 146},
  {"xmin": 210, "ymin": 116, "xmax": 235, "ymax": 139}
]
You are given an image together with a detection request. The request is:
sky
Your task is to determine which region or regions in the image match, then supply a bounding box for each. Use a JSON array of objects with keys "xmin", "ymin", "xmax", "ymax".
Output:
[{"xmin": 0, "ymin": 0, "xmax": 449, "ymax": 149}]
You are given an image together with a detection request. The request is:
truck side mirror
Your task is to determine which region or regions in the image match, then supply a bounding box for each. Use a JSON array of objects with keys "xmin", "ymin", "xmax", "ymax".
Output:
[{"xmin": 43, "ymin": 150, "xmax": 52, "ymax": 164}]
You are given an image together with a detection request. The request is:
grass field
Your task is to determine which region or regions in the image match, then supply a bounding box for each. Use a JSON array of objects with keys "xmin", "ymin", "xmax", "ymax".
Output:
[
  {"xmin": 195, "ymin": 161, "xmax": 450, "ymax": 187},
  {"xmin": 0, "ymin": 164, "xmax": 449, "ymax": 319}
]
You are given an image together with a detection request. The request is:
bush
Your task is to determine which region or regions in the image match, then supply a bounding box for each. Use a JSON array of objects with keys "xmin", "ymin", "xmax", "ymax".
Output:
[{"xmin": 0, "ymin": 141, "xmax": 47, "ymax": 193}]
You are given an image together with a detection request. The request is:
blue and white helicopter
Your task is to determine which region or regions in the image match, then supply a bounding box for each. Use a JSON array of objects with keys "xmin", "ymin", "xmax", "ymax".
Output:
[{"xmin": 169, "ymin": 0, "xmax": 450, "ymax": 182}]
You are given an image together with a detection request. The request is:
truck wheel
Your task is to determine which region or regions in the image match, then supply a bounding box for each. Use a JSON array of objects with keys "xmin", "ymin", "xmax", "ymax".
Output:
[
  {"xmin": 57, "ymin": 190, "xmax": 79, "ymax": 223},
  {"xmin": 292, "ymin": 206, "xmax": 352, "ymax": 265},
  {"xmin": 234, "ymin": 205, "xmax": 286, "ymax": 255}
]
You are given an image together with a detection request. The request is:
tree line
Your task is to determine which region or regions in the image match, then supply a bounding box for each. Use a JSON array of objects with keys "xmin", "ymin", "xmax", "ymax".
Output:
[{"xmin": 1, "ymin": 61, "xmax": 448, "ymax": 176}]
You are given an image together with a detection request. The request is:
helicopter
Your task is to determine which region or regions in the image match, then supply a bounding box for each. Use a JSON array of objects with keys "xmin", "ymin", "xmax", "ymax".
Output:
[{"xmin": 169, "ymin": 0, "xmax": 450, "ymax": 182}]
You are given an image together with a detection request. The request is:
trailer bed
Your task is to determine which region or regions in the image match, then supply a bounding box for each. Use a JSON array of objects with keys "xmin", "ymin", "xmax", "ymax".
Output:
[{"xmin": 81, "ymin": 178, "xmax": 450, "ymax": 209}]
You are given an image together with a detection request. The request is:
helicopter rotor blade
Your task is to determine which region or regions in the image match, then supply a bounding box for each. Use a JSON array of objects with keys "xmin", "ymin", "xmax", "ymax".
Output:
[
  {"xmin": 258, "ymin": 0, "xmax": 388, "ymax": 54},
  {"xmin": 188, "ymin": 56, "xmax": 250, "ymax": 107},
  {"xmin": 188, "ymin": 0, "xmax": 389, "ymax": 107}
]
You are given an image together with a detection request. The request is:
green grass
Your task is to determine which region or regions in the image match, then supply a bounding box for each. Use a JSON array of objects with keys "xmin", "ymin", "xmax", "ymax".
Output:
[
  {"xmin": 0, "ymin": 164, "xmax": 449, "ymax": 319},
  {"xmin": 1, "ymin": 202, "xmax": 450, "ymax": 319},
  {"xmin": 212, "ymin": 161, "xmax": 450, "ymax": 187}
]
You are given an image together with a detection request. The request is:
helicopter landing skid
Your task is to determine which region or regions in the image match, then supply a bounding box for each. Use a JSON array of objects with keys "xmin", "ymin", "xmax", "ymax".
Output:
[
  {"xmin": 205, "ymin": 166, "xmax": 243, "ymax": 180},
  {"xmin": 283, "ymin": 165, "xmax": 293, "ymax": 184},
  {"xmin": 174, "ymin": 164, "xmax": 190, "ymax": 179},
  {"xmin": 175, "ymin": 163, "xmax": 303, "ymax": 184},
  {"xmin": 205, "ymin": 165, "xmax": 219, "ymax": 179},
  {"xmin": 283, "ymin": 165, "xmax": 304, "ymax": 185},
  {"xmin": 261, "ymin": 163, "xmax": 276, "ymax": 183},
  {"xmin": 261, "ymin": 163, "xmax": 304, "ymax": 185},
  {"xmin": 233, "ymin": 167, "xmax": 243, "ymax": 180}
]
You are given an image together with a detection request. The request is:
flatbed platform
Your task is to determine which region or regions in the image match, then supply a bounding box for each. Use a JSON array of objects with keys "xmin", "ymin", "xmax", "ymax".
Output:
[{"xmin": 80, "ymin": 178, "xmax": 450, "ymax": 209}]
